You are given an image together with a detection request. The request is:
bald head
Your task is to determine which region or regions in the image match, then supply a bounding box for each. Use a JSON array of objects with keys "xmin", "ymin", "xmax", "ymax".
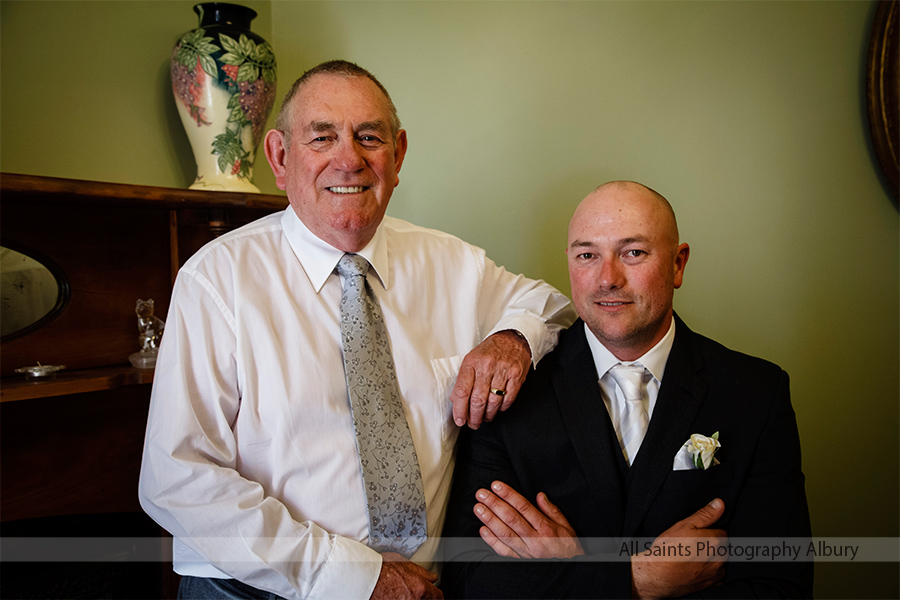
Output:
[
  {"xmin": 569, "ymin": 181, "xmax": 680, "ymax": 249},
  {"xmin": 566, "ymin": 180, "xmax": 690, "ymax": 361}
]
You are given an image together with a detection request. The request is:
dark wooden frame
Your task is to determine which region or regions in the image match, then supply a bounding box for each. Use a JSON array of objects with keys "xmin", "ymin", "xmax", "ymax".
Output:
[
  {"xmin": 866, "ymin": 0, "xmax": 899, "ymax": 202},
  {"xmin": 1, "ymin": 239, "xmax": 72, "ymax": 342}
]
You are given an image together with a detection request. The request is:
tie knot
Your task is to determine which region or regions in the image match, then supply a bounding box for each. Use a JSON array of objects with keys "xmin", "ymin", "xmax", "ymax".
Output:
[
  {"xmin": 609, "ymin": 364, "xmax": 645, "ymax": 403},
  {"xmin": 338, "ymin": 253, "xmax": 370, "ymax": 278}
]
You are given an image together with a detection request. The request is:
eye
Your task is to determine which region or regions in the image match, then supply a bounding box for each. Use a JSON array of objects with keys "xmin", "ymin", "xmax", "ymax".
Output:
[
  {"xmin": 624, "ymin": 249, "xmax": 647, "ymax": 259},
  {"xmin": 577, "ymin": 252, "xmax": 594, "ymax": 260},
  {"xmin": 305, "ymin": 136, "xmax": 335, "ymax": 150},
  {"xmin": 358, "ymin": 134, "xmax": 385, "ymax": 148}
]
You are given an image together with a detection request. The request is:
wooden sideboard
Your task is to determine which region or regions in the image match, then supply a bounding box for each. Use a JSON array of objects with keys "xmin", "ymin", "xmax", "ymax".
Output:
[{"xmin": 0, "ymin": 173, "xmax": 288, "ymax": 598}]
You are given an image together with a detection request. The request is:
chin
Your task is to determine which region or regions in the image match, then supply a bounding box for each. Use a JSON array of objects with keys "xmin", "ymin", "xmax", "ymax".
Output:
[
  {"xmin": 330, "ymin": 211, "xmax": 380, "ymax": 232},
  {"xmin": 591, "ymin": 318, "xmax": 646, "ymax": 346}
]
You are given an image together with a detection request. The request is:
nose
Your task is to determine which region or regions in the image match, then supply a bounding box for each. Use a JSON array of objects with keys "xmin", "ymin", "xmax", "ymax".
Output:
[
  {"xmin": 332, "ymin": 138, "xmax": 366, "ymax": 172},
  {"xmin": 598, "ymin": 257, "xmax": 625, "ymax": 290}
]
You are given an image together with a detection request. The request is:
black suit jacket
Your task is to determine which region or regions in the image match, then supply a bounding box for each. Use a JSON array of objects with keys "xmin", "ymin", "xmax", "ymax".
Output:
[{"xmin": 441, "ymin": 316, "xmax": 813, "ymax": 599}]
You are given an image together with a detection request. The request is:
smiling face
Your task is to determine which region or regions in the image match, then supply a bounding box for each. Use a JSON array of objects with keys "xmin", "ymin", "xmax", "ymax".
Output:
[
  {"xmin": 566, "ymin": 182, "xmax": 690, "ymax": 361},
  {"xmin": 264, "ymin": 73, "xmax": 407, "ymax": 252}
]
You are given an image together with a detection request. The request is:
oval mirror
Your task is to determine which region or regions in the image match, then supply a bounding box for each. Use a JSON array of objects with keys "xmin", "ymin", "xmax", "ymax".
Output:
[{"xmin": 1, "ymin": 245, "xmax": 70, "ymax": 339}]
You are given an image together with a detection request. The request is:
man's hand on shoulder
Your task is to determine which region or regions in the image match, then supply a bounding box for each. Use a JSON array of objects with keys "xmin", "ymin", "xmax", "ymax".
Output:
[
  {"xmin": 451, "ymin": 330, "xmax": 531, "ymax": 429},
  {"xmin": 473, "ymin": 480, "xmax": 584, "ymax": 559},
  {"xmin": 631, "ymin": 499, "xmax": 727, "ymax": 600},
  {"xmin": 370, "ymin": 552, "xmax": 442, "ymax": 600}
]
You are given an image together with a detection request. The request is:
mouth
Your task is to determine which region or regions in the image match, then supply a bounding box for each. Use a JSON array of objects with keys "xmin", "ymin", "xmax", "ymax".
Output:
[
  {"xmin": 326, "ymin": 186, "xmax": 368, "ymax": 194},
  {"xmin": 596, "ymin": 300, "xmax": 632, "ymax": 309}
]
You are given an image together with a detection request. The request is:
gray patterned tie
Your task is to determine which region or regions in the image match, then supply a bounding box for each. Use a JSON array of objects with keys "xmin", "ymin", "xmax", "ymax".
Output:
[
  {"xmin": 337, "ymin": 253, "xmax": 427, "ymax": 557},
  {"xmin": 609, "ymin": 364, "xmax": 649, "ymax": 466}
]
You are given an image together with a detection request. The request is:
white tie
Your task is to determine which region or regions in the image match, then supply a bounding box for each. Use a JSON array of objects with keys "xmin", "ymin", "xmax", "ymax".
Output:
[{"xmin": 609, "ymin": 364, "xmax": 649, "ymax": 466}]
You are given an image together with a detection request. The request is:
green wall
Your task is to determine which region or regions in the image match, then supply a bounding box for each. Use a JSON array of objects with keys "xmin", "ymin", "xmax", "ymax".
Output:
[
  {"xmin": 0, "ymin": 0, "xmax": 277, "ymax": 192},
  {"xmin": 2, "ymin": 1, "xmax": 897, "ymax": 597}
]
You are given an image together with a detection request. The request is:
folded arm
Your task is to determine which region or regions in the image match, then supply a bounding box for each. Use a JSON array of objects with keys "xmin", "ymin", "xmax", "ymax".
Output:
[
  {"xmin": 441, "ymin": 423, "xmax": 633, "ymax": 599},
  {"xmin": 475, "ymin": 481, "xmax": 728, "ymax": 599},
  {"xmin": 472, "ymin": 481, "xmax": 585, "ymax": 559}
]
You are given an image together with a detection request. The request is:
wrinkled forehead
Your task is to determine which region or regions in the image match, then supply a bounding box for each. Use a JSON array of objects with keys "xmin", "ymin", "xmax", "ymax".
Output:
[{"xmin": 292, "ymin": 74, "xmax": 395, "ymax": 132}]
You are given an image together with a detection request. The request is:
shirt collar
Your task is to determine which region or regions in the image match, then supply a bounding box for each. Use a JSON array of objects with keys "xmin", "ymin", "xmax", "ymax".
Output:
[
  {"xmin": 585, "ymin": 317, "xmax": 676, "ymax": 383},
  {"xmin": 281, "ymin": 208, "xmax": 391, "ymax": 293}
]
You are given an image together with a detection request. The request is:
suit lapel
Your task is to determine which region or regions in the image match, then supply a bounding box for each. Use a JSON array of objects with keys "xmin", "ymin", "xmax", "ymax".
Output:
[
  {"xmin": 553, "ymin": 322, "xmax": 627, "ymax": 535},
  {"xmin": 623, "ymin": 315, "xmax": 709, "ymax": 536}
]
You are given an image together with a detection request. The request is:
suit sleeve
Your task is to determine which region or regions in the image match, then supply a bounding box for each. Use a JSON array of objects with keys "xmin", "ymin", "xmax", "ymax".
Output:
[
  {"xmin": 694, "ymin": 369, "xmax": 813, "ymax": 599},
  {"xmin": 441, "ymin": 418, "xmax": 633, "ymax": 599}
]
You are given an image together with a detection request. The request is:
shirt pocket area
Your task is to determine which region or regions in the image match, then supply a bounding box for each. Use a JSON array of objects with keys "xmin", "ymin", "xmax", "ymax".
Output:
[
  {"xmin": 661, "ymin": 461, "xmax": 735, "ymax": 493},
  {"xmin": 431, "ymin": 354, "xmax": 465, "ymax": 451}
]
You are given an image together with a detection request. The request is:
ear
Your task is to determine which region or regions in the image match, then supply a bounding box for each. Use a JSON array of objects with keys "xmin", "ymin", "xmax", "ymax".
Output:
[
  {"xmin": 673, "ymin": 243, "xmax": 690, "ymax": 289},
  {"xmin": 264, "ymin": 129, "xmax": 288, "ymax": 190},
  {"xmin": 392, "ymin": 129, "xmax": 409, "ymax": 186}
]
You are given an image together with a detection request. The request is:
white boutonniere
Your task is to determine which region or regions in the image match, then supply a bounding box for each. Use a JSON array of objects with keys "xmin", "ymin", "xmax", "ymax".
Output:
[{"xmin": 685, "ymin": 431, "xmax": 721, "ymax": 470}]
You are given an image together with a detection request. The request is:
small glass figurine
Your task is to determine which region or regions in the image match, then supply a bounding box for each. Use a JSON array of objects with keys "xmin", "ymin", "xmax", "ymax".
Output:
[{"xmin": 129, "ymin": 299, "xmax": 165, "ymax": 369}]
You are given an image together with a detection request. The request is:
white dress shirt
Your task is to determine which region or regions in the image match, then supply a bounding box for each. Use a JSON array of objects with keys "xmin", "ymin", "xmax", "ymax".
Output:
[
  {"xmin": 585, "ymin": 318, "xmax": 676, "ymax": 457},
  {"xmin": 139, "ymin": 208, "xmax": 575, "ymax": 599}
]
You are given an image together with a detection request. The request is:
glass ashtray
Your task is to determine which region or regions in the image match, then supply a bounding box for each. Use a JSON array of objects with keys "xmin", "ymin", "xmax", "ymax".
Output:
[{"xmin": 14, "ymin": 363, "xmax": 66, "ymax": 381}]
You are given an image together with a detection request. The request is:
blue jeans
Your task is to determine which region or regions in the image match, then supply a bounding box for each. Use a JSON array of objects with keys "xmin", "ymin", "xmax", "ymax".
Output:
[{"xmin": 178, "ymin": 576, "xmax": 287, "ymax": 600}]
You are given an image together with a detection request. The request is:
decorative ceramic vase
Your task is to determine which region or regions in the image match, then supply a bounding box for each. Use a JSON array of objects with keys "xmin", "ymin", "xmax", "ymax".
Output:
[{"xmin": 171, "ymin": 2, "xmax": 277, "ymax": 193}]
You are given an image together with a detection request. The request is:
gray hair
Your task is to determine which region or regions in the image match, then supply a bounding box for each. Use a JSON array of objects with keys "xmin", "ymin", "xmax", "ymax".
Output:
[{"xmin": 274, "ymin": 60, "xmax": 401, "ymax": 148}]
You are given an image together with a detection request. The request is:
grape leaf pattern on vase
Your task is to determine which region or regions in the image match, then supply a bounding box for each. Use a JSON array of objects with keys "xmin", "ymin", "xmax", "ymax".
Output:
[{"xmin": 170, "ymin": 9, "xmax": 277, "ymax": 192}]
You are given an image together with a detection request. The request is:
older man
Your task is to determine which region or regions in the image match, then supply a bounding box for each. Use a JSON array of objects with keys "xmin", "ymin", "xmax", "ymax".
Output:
[
  {"xmin": 139, "ymin": 60, "xmax": 574, "ymax": 600},
  {"xmin": 442, "ymin": 181, "xmax": 812, "ymax": 598}
]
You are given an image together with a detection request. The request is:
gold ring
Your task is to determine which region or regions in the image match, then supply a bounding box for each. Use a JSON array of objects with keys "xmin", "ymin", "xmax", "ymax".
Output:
[{"xmin": 490, "ymin": 388, "xmax": 507, "ymax": 397}]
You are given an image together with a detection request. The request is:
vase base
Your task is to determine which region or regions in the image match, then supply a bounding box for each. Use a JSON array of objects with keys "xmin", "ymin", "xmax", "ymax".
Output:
[{"xmin": 189, "ymin": 178, "xmax": 260, "ymax": 194}]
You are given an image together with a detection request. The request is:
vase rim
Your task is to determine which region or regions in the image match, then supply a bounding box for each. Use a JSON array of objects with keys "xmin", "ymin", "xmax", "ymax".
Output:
[{"xmin": 193, "ymin": 2, "xmax": 258, "ymax": 27}]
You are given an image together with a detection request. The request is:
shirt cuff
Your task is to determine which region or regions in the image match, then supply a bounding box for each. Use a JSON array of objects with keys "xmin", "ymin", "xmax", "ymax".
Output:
[
  {"xmin": 487, "ymin": 313, "xmax": 548, "ymax": 368},
  {"xmin": 306, "ymin": 536, "xmax": 382, "ymax": 600}
]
